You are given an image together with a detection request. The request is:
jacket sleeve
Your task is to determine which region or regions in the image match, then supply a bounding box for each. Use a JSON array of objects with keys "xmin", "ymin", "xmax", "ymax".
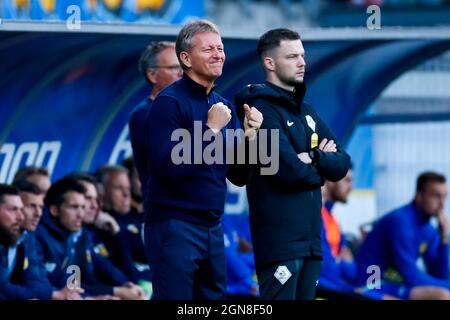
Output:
[
  {"xmin": 388, "ymin": 214, "xmax": 450, "ymax": 290},
  {"xmin": 108, "ymin": 227, "xmax": 148, "ymax": 283},
  {"xmin": 257, "ymin": 103, "xmax": 324, "ymax": 188},
  {"xmin": 226, "ymin": 106, "xmax": 255, "ymax": 187},
  {"xmin": 423, "ymin": 232, "xmax": 450, "ymax": 280},
  {"xmin": 310, "ymin": 107, "xmax": 351, "ymax": 182},
  {"xmin": 0, "ymin": 259, "xmax": 48, "ymax": 300},
  {"xmin": 82, "ymin": 283, "xmax": 114, "ymax": 296},
  {"xmin": 0, "ymin": 242, "xmax": 53, "ymax": 300},
  {"xmin": 26, "ymin": 236, "xmax": 54, "ymax": 300},
  {"xmin": 0, "ymin": 277, "xmax": 42, "ymax": 300},
  {"xmin": 226, "ymin": 146, "xmax": 254, "ymax": 187},
  {"xmin": 92, "ymin": 244, "xmax": 130, "ymax": 286}
]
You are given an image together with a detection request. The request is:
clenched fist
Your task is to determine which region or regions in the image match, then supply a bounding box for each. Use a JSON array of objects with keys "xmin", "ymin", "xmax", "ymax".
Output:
[
  {"xmin": 207, "ymin": 102, "xmax": 232, "ymax": 134},
  {"xmin": 243, "ymin": 104, "xmax": 263, "ymax": 140}
]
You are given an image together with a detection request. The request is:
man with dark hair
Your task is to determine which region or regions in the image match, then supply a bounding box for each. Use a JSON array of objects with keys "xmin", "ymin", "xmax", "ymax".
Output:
[
  {"xmin": 318, "ymin": 168, "xmax": 390, "ymax": 299},
  {"xmin": 35, "ymin": 178, "xmax": 88, "ymax": 288},
  {"xmin": 66, "ymin": 172, "xmax": 147, "ymax": 300},
  {"xmin": 13, "ymin": 166, "xmax": 51, "ymax": 194},
  {"xmin": 1, "ymin": 181, "xmax": 84, "ymax": 300},
  {"xmin": 0, "ymin": 185, "xmax": 24, "ymax": 247},
  {"xmin": 65, "ymin": 172, "xmax": 119, "ymax": 234},
  {"xmin": 353, "ymin": 171, "xmax": 450, "ymax": 299},
  {"xmin": 235, "ymin": 28, "xmax": 351, "ymax": 300},
  {"xmin": 144, "ymin": 19, "xmax": 262, "ymax": 300},
  {"xmin": 130, "ymin": 41, "xmax": 182, "ymax": 208},
  {"xmin": 35, "ymin": 178, "xmax": 144, "ymax": 299},
  {"xmin": 416, "ymin": 172, "xmax": 446, "ymax": 193},
  {"xmin": 0, "ymin": 184, "xmax": 35, "ymax": 299}
]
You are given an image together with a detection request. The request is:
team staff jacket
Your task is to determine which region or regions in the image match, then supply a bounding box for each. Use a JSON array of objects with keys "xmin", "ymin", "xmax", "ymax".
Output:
[
  {"xmin": 0, "ymin": 232, "xmax": 53, "ymax": 300},
  {"xmin": 99, "ymin": 210, "xmax": 151, "ymax": 283},
  {"xmin": 145, "ymin": 74, "xmax": 249, "ymax": 227},
  {"xmin": 35, "ymin": 211, "xmax": 129, "ymax": 296},
  {"xmin": 353, "ymin": 202, "xmax": 450, "ymax": 290},
  {"xmin": 235, "ymin": 81, "xmax": 351, "ymax": 271}
]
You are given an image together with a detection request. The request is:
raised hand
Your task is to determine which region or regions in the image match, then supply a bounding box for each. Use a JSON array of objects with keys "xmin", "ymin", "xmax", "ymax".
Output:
[{"xmin": 207, "ymin": 102, "xmax": 232, "ymax": 134}]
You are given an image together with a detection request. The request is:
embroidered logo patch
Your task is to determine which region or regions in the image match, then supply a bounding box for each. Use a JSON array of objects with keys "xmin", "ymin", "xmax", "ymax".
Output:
[
  {"xmin": 45, "ymin": 262, "xmax": 57, "ymax": 273},
  {"xmin": 305, "ymin": 115, "xmax": 316, "ymax": 132},
  {"xmin": 94, "ymin": 244, "xmax": 109, "ymax": 257},
  {"xmin": 274, "ymin": 265, "xmax": 292, "ymax": 285},
  {"xmin": 127, "ymin": 224, "xmax": 140, "ymax": 234},
  {"xmin": 419, "ymin": 242, "xmax": 428, "ymax": 254}
]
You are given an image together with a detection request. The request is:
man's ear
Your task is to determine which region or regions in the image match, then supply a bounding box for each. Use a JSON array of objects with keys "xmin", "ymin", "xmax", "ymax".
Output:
[
  {"xmin": 179, "ymin": 51, "xmax": 192, "ymax": 69},
  {"xmin": 49, "ymin": 205, "xmax": 58, "ymax": 217},
  {"xmin": 263, "ymin": 56, "xmax": 275, "ymax": 72},
  {"xmin": 146, "ymin": 68, "xmax": 157, "ymax": 84}
]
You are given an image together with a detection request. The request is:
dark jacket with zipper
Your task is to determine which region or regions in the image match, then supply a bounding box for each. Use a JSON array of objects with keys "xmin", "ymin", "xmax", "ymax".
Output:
[
  {"xmin": 235, "ymin": 81, "xmax": 351, "ymax": 271},
  {"xmin": 0, "ymin": 232, "xmax": 53, "ymax": 300},
  {"xmin": 145, "ymin": 74, "xmax": 248, "ymax": 227},
  {"xmin": 35, "ymin": 210, "xmax": 128, "ymax": 296}
]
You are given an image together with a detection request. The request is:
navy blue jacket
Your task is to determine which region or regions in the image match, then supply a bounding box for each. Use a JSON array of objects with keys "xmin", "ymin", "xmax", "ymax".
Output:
[
  {"xmin": 129, "ymin": 98, "xmax": 153, "ymax": 207},
  {"xmin": 353, "ymin": 202, "xmax": 450, "ymax": 290},
  {"xmin": 35, "ymin": 211, "xmax": 128, "ymax": 296},
  {"xmin": 235, "ymin": 82, "xmax": 351, "ymax": 270},
  {"xmin": 0, "ymin": 232, "xmax": 53, "ymax": 300},
  {"xmin": 84, "ymin": 225, "xmax": 130, "ymax": 286},
  {"xmin": 99, "ymin": 210, "xmax": 151, "ymax": 283},
  {"xmin": 145, "ymin": 75, "xmax": 248, "ymax": 227}
]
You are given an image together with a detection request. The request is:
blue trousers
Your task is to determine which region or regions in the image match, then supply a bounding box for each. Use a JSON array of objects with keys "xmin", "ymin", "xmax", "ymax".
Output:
[{"xmin": 145, "ymin": 219, "xmax": 226, "ymax": 300}]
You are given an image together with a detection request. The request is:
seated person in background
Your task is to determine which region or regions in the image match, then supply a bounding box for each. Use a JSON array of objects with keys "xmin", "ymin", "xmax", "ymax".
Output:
[
  {"xmin": 65, "ymin": 172, "xmax": 150, "ymax": 299},
  {"xmin": 319, "ymin": 169, "xmax": 358, "ymax": 294},
  {"xmin": 13, "ymin": 166, "xmax": 51, "ymax": 194},
  {"xmin": 353, "ymin": 171, "xmax": 450, "ymax": 300},
  {"xmin": 0, "ymin": 184, "xmax": 82, "ymax": 300},
  {"xmin": 95, "ymin": 165, "xmax": 151, "ymax": 284},
  {"xmin": 318, "ymin": 169, "xmax": 389, "ymax": 300},
  {"xmin": 35, "ymin": 178, "xmax": 145, "ymax": 300},
  {"xmin": 222, "ymin": 214, "xmax": 258, "ymax": 298}
]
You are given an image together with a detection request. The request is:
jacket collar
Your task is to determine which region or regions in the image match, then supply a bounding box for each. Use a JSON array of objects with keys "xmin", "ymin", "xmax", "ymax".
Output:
[
  {"xmin": 411, "ymin": 201, "xmax": 431, "ymax": 225},
  {"xmin": 180, "ymin": 74, "xmax": 218, "ymax": 99},
  {"xmin": 265, "ymin": 81, "xmax": 307, "ymax": 111},
  {"xmin": 40, "ymin": 208, "xmax": 71, "ymax": 241}
]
